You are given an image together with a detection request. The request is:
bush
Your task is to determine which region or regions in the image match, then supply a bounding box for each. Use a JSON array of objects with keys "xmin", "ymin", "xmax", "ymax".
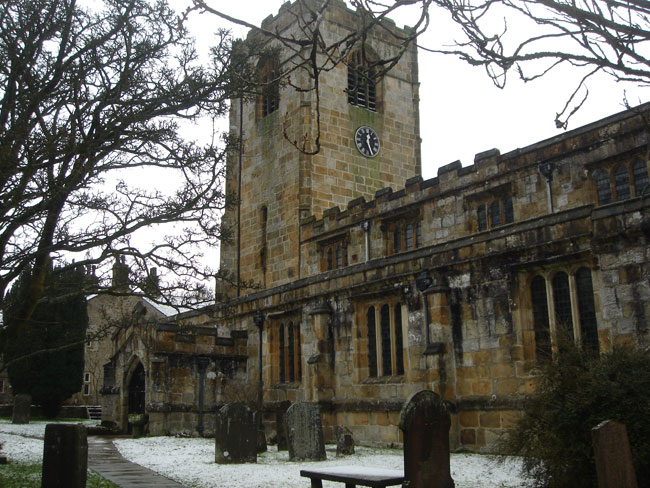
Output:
[{"xmin": 503, "ymin": 337, "xmax": 650, "ymax": 488}]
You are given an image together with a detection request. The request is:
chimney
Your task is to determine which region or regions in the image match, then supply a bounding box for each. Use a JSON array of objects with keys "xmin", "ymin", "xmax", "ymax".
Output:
[{"xmin": 112, "ymin": 257, "xmax": 129, "ymax": 291}]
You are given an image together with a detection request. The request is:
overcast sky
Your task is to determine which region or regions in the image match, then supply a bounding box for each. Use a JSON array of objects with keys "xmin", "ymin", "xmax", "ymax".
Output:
[{"xmin": 181, "ymin": 0, "xmax": 649, "ymax": 180}]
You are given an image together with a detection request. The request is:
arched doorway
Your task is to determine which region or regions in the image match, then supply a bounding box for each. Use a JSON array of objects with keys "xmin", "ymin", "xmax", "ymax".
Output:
[{"xmin": 128, "ymin": 363, "xmax": 145, "ymax": 414}]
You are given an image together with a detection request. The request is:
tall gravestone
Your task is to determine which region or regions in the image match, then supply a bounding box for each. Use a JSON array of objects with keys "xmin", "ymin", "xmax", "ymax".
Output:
[
  {"xmin": 592, "ymin": 420, "xmax": 638, "ymax": 488},
  {"xmin": 399, "ymin": 390, "xmax": 455, "ymax": 488},
  {"xmin": 215, "ymin": 402, "xmax": 257, "ymax": 464},
  {"xmin": 41, "ymin": 423, "xmax": 88, "ymax": 488},
  {"xmin": 275, "ymin": 400, "xmax": 291, "ymax": 451},
  {"xmin": 336, "ymin": 425, "xmax": 355, "ymax": 456},
  {"xmin": 12, "ymin": 394, "xmax": 31, "ymax": 424},
  {"xmin": 285, "ymin": 402, "xmax": 326, "ymax": 461}
]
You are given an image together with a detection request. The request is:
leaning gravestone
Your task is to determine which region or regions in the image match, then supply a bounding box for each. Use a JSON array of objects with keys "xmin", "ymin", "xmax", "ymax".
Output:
[
  {"xmin": 336, "ymin": 425, "xmax": 355, "ymax": 456},
  {"xmin": 41, "ymin": 423, "xmax": 88, "ymax": 488},
  {"xmin": 285, "ymin": 402, "xmax": 326, "ymax": 461},
  {"xmin": 12, "ymin": 394, "xmax": 31, "ymax": 424},
  {"xmin": 215, "ymin": 402, "xmax": 257, "ymax": 464},
  {"xmin": 399, "ymin": 390, "xmax": 455, "ymax": 488},
  {"xmin": 592, "ymin": 420, "xmax": 638, "ymax": 488}
]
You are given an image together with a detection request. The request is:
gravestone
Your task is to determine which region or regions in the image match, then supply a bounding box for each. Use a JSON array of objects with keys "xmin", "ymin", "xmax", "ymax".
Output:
[
  {"xmin": 215, "ymin": 402, "xmax": 257, "ymax": 464},
  {"xmin": 399, "ymin": 390, "xmax": 455, "ymax": 488},
  {"xmin": 336, "ymin": 425, "xmax": 355, "ymax": 456},
  {"xmin": 285, "ymin": 402, "xmax": 326, "ymax": 461},
  {"xmin": 276, "ymin": 400, "xmax": 291, "ymax": 451},
  {"xmin": 591, "ymin": 420, "xmax": 638, "ymax": 488},
  {"xmin": 12, "ymin": 394, "xmax": 31, "ymax": 424},
  {"xmin": 41, "ymin": 423, "xmax": 88, "ymax": 488}
]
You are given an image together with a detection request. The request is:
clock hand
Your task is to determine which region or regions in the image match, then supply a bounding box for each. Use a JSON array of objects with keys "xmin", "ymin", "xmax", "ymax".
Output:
[{"xmin": 366, "ymin": 134, "xmax": 372, "ymax": 153}]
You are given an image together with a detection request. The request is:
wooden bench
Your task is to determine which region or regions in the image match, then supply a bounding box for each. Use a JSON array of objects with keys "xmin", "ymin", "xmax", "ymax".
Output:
[{"xmin": 300, "ymin": 466, "xmax": 404, "ymax": 488}]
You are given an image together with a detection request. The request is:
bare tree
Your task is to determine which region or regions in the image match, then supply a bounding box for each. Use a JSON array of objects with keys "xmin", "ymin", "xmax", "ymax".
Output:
[
  {"xmin": 423, "ymin": 0, "xmax": 650, "ymax": 128},
  {"xmin": 0, "ymin": 0, "xmax": 265, "ymax": 354}
]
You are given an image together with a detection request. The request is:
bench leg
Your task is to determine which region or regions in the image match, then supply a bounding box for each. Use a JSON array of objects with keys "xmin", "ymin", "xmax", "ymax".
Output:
[
  {"xmin": 310, "ymin": 479, "xmax": 323, "ymax": 488},
  {"xmin": 345, "ymin": 484, "xmax": 356, "ymax": 488}
]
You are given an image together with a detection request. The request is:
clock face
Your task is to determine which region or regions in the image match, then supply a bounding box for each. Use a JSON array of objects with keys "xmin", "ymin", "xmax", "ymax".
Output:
[{"xmin": 354, "ymin": 126, "xmax": 380, "ymax": 158}]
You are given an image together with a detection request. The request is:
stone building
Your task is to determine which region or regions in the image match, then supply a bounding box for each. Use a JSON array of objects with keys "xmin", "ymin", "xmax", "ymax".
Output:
[{"xmin": 103, "ymin": 0, "xmax": 650, "ymax": 451}]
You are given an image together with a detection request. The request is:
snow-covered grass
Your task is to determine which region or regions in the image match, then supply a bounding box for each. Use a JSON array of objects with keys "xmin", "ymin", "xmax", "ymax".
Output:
[
  {"xmin": 114, "ymin": 436, "xmax": 531, "ymax": 488},
  {"xmin": 0, "ymin": 420, "xmax": 531, "ymax": 488}
]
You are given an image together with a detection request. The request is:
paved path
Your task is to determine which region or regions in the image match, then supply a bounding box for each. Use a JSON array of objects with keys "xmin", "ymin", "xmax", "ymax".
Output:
[{"xmin": 88, "ymin": 436, "xmax": 188, "ymax": 488}]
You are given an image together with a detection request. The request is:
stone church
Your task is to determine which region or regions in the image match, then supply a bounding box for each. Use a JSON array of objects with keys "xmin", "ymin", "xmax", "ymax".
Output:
[{"xmin": 102, "ymin": 0, "xmax": 650, "ymax": 451}]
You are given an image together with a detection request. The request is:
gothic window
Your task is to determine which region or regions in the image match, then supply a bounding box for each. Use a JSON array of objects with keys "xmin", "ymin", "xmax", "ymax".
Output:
[
  {"xmin": 477, "ymin": 204, "xmax": 487, "ymax": 231},
  {"xmin": 415, "ymin": 221, "xmax": 422, "ymax": 248},
  {"xmin": 528, "ymin": 267, "xmax": 600, "ymax": 356},
  {"xmin": 405, "ymin": 224, "xmax": 414, "ymax": 250},
  {"xmin": 614, "ymin": 166, "xmax": 631, "ymax": 201},
  {"xmin": 575, "ymin": 267, "xmax": 598, "ymax": 352},
  {"xmin": 394, "ymin": 225, "xmax": 402, "ymax": 253},
  {"xmin": 364, "ymin": 301, "xmax": 405, "ymax": 378},
  {"xmin": 552, "ymin": 272, "xmax": 573, "ymax": 334},
  {"xmin": 489, "ymin": 200, "xmax": 501, "ymax": 227},
  {"xmin": 277, "ymin": 321, "xmax": 301, "ymax": 384},
  {"xmin": 633, "ymin": 159, "xmax": 649, "ymax": 196},
  {"xmin": 594, "ymin": 169, "xmax": 612, "ymax": 205},
  {"xmin": 530, "ymin": 276, "xmax": 551, "ymax": 360},
  {"xmin": 348, "ymin": 50, "xmax": 377, "ymax": 111},
  {"xmin": 258, "ymin": 57, "xmax": 279, "ymax": 118},
  {"xmin": 367, "ymin": 306, "xmax": 378, "ymax": 377}
]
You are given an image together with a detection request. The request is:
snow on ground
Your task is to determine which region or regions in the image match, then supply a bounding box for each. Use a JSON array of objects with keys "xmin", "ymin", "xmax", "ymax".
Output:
[
  {"xmin": 0, "ymin": 419, "xmax": 98, "ymax": 463},
  {"xmin": 0, "ymin": 420, "xmax": 531, "ymax": 488},
  {"xmin": 114, "ymin": 436, "xmax": 531, "ymax": 488}
]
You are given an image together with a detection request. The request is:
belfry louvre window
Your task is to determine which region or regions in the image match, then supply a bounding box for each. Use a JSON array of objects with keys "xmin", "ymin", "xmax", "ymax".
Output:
[
  {"xmin": 529, "ymin": 266, "xmax": 599, "ymax": 358},
  {"xmin": 278, "ymin": 321, "xmax": 301, "ymax": 383},
  {"xmin": 348, "ymin": 50, "xmax": 377, "ymax": 111},
  {"xmin": 365, "ymin": 302, "xmax": 405, "ymax": 378}
]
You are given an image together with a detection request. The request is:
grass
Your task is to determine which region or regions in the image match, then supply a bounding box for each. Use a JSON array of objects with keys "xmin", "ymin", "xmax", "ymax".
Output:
[{"xmin": 0, "ymin": 462, "xmax": 120, "ymax": 488}]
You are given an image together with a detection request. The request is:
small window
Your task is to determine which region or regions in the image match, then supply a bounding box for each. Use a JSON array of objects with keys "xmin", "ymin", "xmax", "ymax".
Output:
[
  {"xmin": 503, "ymin": 196, "xmax": 514, "ymax": 224},
  {"xmin": 489, "ymin": 200, "xmax": 501, "ymax": 227},
  {"xmin": 259, "ymin": 57, "xmax": 279, "ymax": 118},
  {"xmin": 405, "ymin": 224, "xmax": 413, "ymax": 250},
  {"xmin": 84, "ymin": 372, "xmax": 91, "ymax": 382},
  {"xmin": 633, "ymin": 159, "xmax": 649, "ymax": 196},
  {"xmin": 477, "ymin": 205, "xmax": 487, "ymax": 231},
  {"xmin": 83, "ymin": 384, "xmax": 90, "ymax": 395},
  {"xmin": 614, "ymin": 166, "xmax": 631, "ymax": 201},
  {"xmin": 348, "ymin": 50, "xmax": 377, "ymax": 111},
  {"xmin": 595, "ymin": 169, "xmax": 612, "ymax": 205}
]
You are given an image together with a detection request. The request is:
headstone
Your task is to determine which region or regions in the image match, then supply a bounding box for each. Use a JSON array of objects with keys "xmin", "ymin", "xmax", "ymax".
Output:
[
  {"xmin": 285, "ymin": 402, "xmax": 326, "ymax": 461},
  {"xmin": 591, "ymin": 420, "xmax": 638, "ymax": 488},
  {"xmin": 215, "ymin": 402, "xmax": 257, "ymax": 463},
  {"xmin": 276, "ymin": 400, "xmax": 291, "ymax": 451},
  {"xmin": 41, "ymin": 423, "xmax": 88, "ymax": 488},
  {"xmin": 336, "ymin": 425, "xmax": 355, "ymax": 456},
  {"xmin": 12, "ymin": 394, "xmax": 31, "ymax": 424},
  {"xmin": 399, "ymin": 390, "xmax": 455, "ymax": 488}
]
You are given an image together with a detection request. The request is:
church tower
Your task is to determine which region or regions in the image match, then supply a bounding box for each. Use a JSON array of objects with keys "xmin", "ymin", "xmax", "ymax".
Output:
[{"xmin": 219, "ymin": 0, "xmax": 421, "ymax": 294}]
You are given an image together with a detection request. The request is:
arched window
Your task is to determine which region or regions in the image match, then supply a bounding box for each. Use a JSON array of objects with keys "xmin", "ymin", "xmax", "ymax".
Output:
[
  {"xmin": 327, "ymin": 247, "xmax": 333, "ymax": 271},
  {"xmin": 633, "ymin": 159, "xmax": 649, "ymax": 196},
  {"xmin": 503, "ymin": 196, "xmax": 514, "ymax": 224},
  {"xmin": 259, "ymin": 57, "xmax": 279, "ymax": 118},
  {"xmin": 614, "ymin": 166, "xmax": 631, "ymax": 201},
  {"xmin": 530, "ymin": 276, "xmax": 551, "ymax": 360},
  {"xmin": 415, "ymin": 221, "xmax": 422, "ymax": 248},
  {"xmin": 575, "ymin": 268, "xmax": 598, "ymax": 352},
  {"xmin": 380, "ymin": 304, "xmax": 392, "ymax": 376},
  {"xmin": 348, "ymin": 50, "xmax": 377, "ymax": 111},
  {"xmin": 477, "ymin": 204, "xmax": 487, "ymax": 231},
  {"xmin": 336, "ymin": 244, "xmax": 343, "ymax": 269},
  {"xmin": 394, "ymin": 303, "xmax": 404, "ymax": 375},
  {"xmin": 367, "ymin": 307, "xmax": 377, "ymax": 377},
  {"xmin": 287, "ymin": 322, "xmax": 295, "ymax": 381},
  {"xmin": 279, "ymin": 324, "xmax": 285, "ymax": 383},
  {"xmin": 594, "ymin": 169, "xmax": 612, "ymax": 205},
  {"xmin": 552, "ymin": 272, "xmax": 573, "ymax": 334},
  {"xmin": 489, "ymin": 200, "xmax": 501, "ymax": 227}
]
